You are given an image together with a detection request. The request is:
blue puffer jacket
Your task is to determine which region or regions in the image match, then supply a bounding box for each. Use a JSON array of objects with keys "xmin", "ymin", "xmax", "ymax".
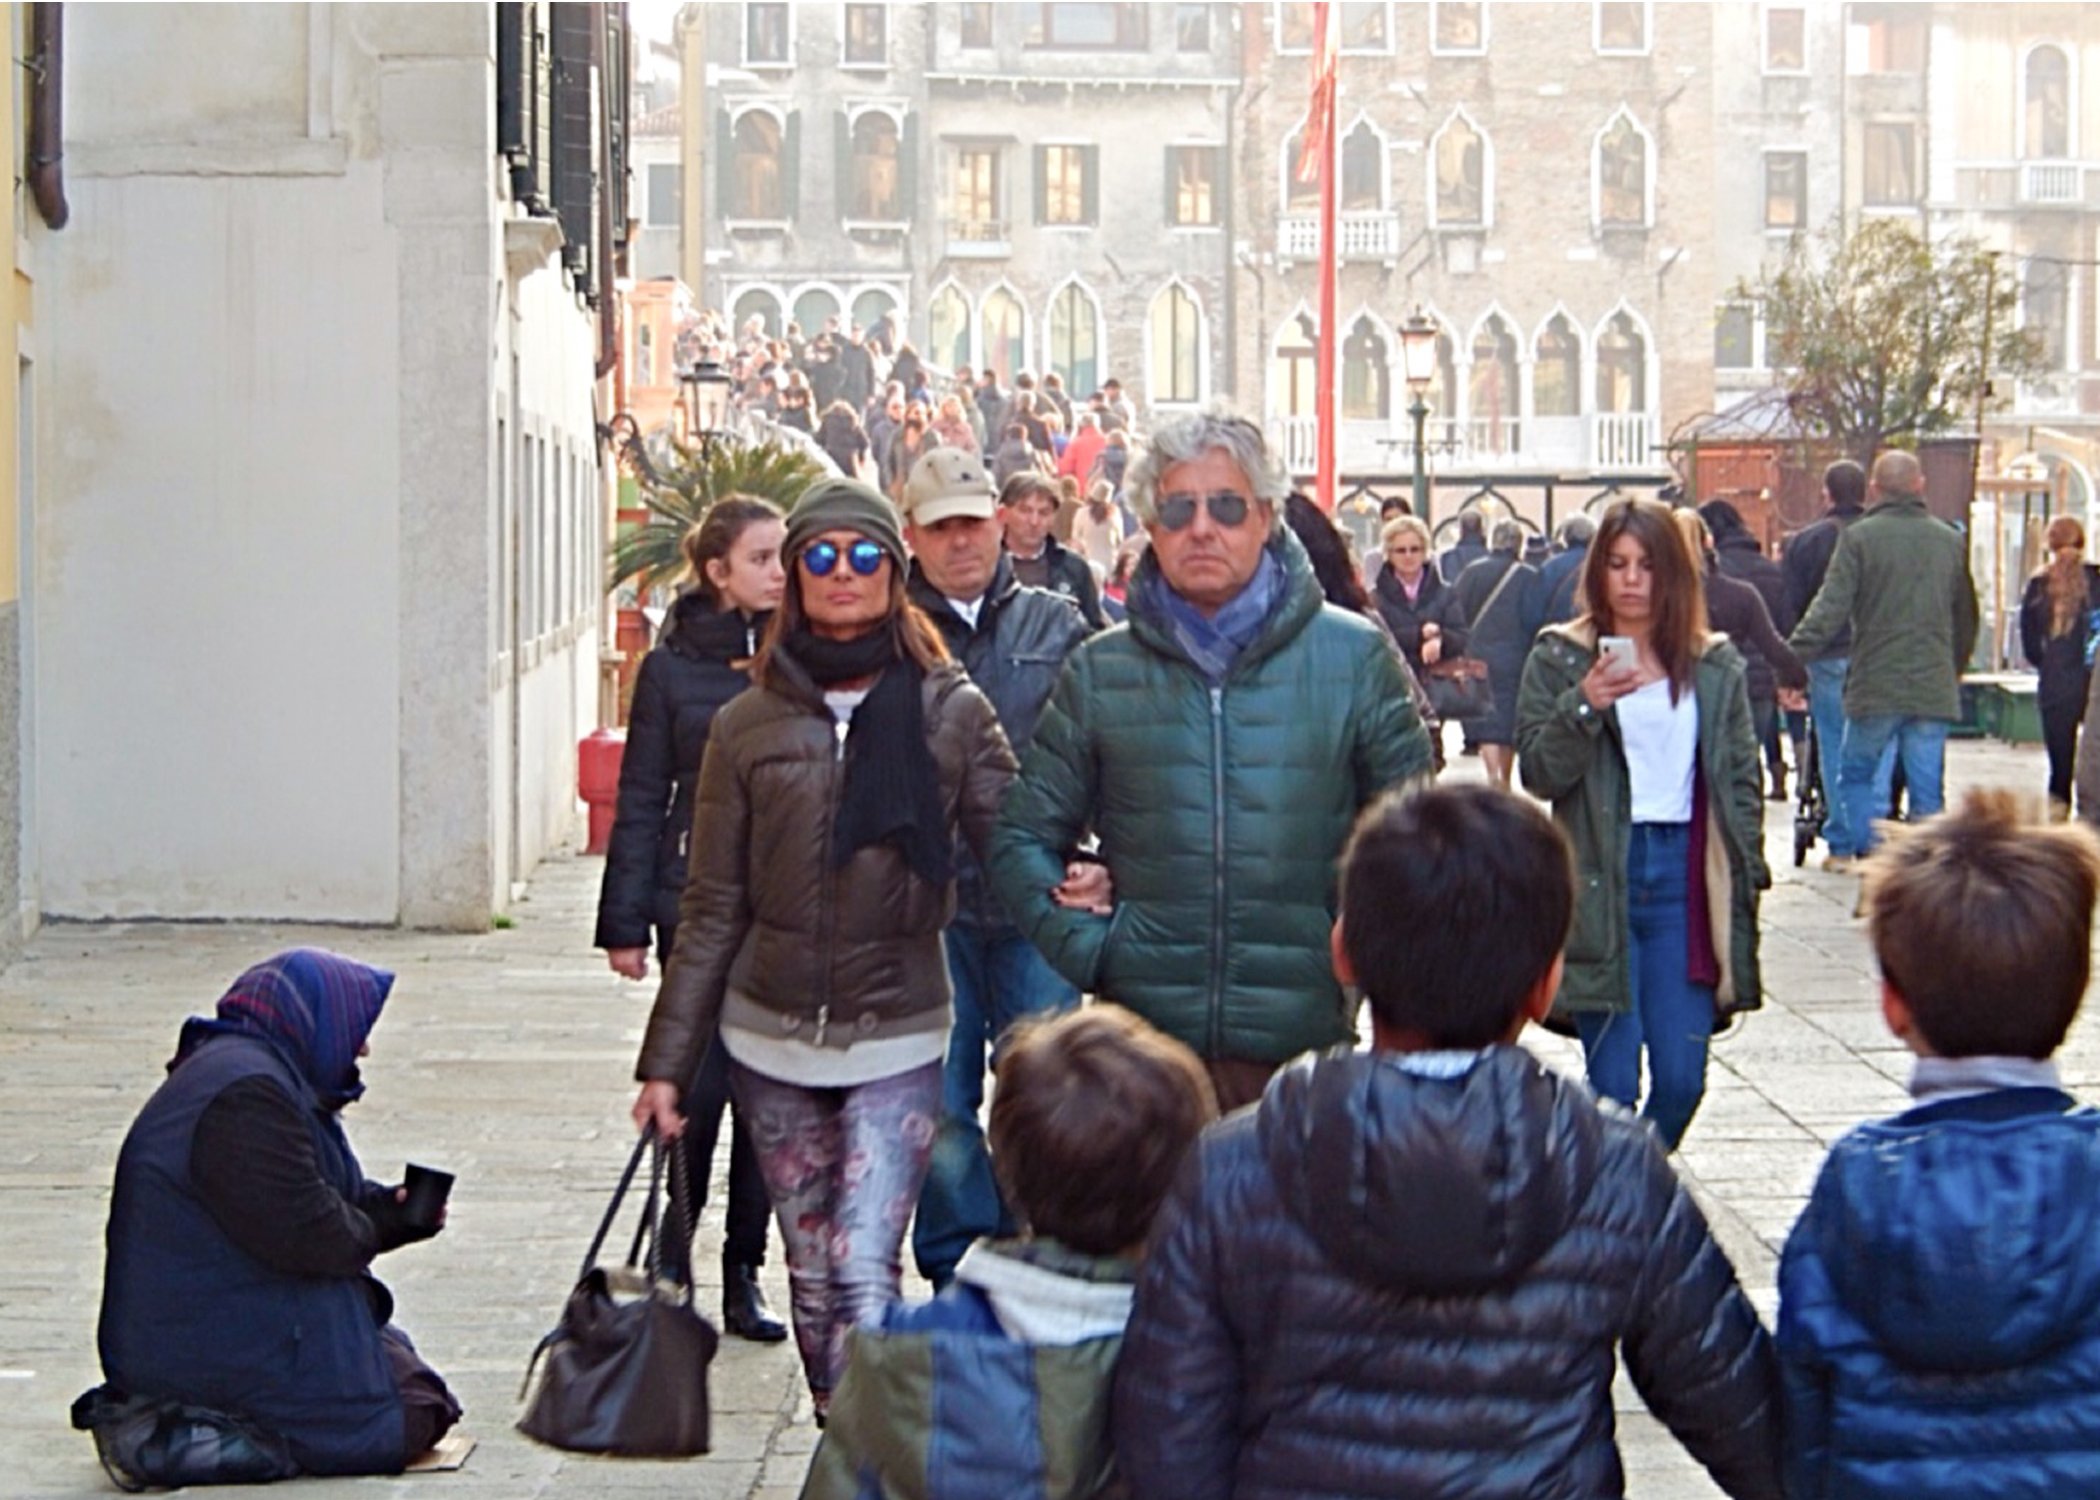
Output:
[{"xmin": 1778, "ymin": 1088, "xmax": 2100, "ymax": 1499}]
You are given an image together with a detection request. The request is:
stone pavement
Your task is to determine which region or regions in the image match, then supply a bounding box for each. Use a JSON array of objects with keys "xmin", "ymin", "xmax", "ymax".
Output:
[{"xmin": 0, "ymin": 735, "xmax": 2065, "ymax": 1498}]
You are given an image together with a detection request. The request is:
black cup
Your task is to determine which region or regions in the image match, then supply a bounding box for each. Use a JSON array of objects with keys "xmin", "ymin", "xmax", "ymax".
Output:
[{"xmin": 401, "ymin": 1163, "xmax": 455, "ymax": 1231}]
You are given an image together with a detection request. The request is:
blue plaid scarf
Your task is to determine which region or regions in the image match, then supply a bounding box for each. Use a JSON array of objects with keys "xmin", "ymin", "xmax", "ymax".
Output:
[{"xmin": 1137, "ymin": 548, "xmax": 1285, "ymax": 684}]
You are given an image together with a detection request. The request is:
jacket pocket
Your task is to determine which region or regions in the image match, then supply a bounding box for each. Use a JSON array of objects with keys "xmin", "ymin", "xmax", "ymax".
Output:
[{"xmin": 1565, "ymin": 868, "xmax": 1613, "ymax": 964}]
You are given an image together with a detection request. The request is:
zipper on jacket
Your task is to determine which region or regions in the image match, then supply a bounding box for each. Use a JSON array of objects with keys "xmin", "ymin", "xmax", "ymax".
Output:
[
  {"xmin": 814, "ymin": 715, "xmax": 848, "ymax": 1029},
  {"xmin": 1208, "ymin": 685, "xmax": 1227, "ymax": 1059}
]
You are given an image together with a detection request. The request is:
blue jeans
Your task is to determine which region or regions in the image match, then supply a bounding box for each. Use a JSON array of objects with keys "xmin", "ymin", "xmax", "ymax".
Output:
[
  {"xmin": 1576, "ymin": 822, "xmax": 1715, "ymax": 1151},
  {"xmin": 1806, "ymin": 659, "xmax": 1855, "ymax": 853},
  {"xmin": 912, "ymin": 926, "xmax": 1078, "ymax": 1286},
  {"xmin": 1840, "ymin": 714, "xmax": 1949, "ymax": 852}
]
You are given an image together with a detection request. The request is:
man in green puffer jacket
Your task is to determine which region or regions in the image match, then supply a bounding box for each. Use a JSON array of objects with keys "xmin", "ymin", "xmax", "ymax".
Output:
[
  {"xmin": 1789, "ymin": 450, "xmax": 1978, "ymax": 856},
  {"xmin": 990, "ymin": 409, "xmax": 1434, "ymax": 1111}
]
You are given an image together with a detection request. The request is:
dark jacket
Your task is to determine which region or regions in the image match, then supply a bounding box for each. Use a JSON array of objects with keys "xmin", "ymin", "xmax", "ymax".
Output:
[
  {"xmin": 1516, "ymin": 624, "xmax": 1768, "ymax": 1021},
  {"xmin": 909, "ymin": 556, "xmax": 1090, "ymax": 934},
  {"xmin": 1779, "ymin": 1088, "xmax": 2100, "ymax": 1499},
  {"xmin": 1536, "ymin": 542, "xmax": 1590, "ymax": 628},
  {"xmin": 1115, "ymin": 1048, "xmax": 1784, "ymax": 1500},
  {"xmin": 1371, "ymin": 566, "xmax": 1464, "ymax": 674},
  {"xmin": 99, "ymin": 1035, "xmax": 407, "ymax": 1475},
  {"xmin": 1789, "ymin": 496, "xmax": 1979, "ymax": 717},
  {"xmin": 1011, "ymin": 534, "xmax": 1107, "ymax": 630},
  {"xmin": 1703, "ymin": 565, "xmax": 1806, "ymax": 703},
  {"xmin": 1713, "ymin": 530, "xmax": 1793, "ymax": 635},
  {"xmin": 1449, "ymin": 551, "xmax": 1540, "ymax": 745},
  {"xmin": 1437, "ymin": 535, "xmax": 1488, "ymax": 586},
  {"xmin": 595, "ymin": 597, "xmax": 763, "ymax": 954},
  {"xmin": 990, "ymin": 529, "xmax": 1434, "ymax": 1065},
  {"xmin": 2019, "ymin": 566, "xmax": 2100, "ymax": 712},
  {"xmin": 1781, "ymin": 503, "xmax": 1864, "ymax": 659},
  {"xmin": 636, "ymin": 657, "xmax": 1016, "ymax": 1088}
]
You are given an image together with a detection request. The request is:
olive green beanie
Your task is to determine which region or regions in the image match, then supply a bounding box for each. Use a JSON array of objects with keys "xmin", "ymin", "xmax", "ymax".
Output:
[{"xmin": 784, "ymin": 477, "xmax": 907, "ymax": 564}]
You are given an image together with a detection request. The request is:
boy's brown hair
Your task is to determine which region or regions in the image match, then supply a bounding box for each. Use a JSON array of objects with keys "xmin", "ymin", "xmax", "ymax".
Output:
[
  {"xmin": 1865, "ymin": 789, "xmax": 2100, "ymax": 1058},
  {"xmin": 988, "ymin": 1006, "xmax": 1218, "ymax": 1257}
]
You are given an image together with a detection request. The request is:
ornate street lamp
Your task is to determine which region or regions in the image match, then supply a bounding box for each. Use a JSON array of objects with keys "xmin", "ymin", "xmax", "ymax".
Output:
[
  {"xmin": 1399, "ymin": 309, "xmax": 1440, "ymax": 516},
  {"xmin": 680, "ymin": 358, "xmax": 734, "ymax": 440}
]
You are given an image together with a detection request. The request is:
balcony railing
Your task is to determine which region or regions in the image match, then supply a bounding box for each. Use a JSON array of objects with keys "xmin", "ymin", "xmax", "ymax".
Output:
[
  {"xmin": 1277, "ymin": 211, "xmax": 1401, "ymax": 261},
  {"xmin": 943, "ymin": 218, "xmax": 1010, "ymax": 257},
  {"xmin": 2020, "ymin": 161, "xmax": 2084, "ymax": 206},
  {"xmin": 1266, "ymin": 411, "xmax": 1656, "ymax": 474},
  {"xmin": 1591, "ymin": 413, "xmax": 1655, "ymax": 469}
]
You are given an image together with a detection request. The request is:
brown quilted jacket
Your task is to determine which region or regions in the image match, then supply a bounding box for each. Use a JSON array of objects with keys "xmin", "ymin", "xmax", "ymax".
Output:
[{"xmin": 635, "ymin": 656, "xmax": 1015, "ymax": 1087}]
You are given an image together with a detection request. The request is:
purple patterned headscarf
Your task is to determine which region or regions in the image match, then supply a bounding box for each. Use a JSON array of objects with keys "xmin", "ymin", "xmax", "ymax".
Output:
[{"xmin": 176, "ymin": 948, "xmax": 394, "ymax": 1109}]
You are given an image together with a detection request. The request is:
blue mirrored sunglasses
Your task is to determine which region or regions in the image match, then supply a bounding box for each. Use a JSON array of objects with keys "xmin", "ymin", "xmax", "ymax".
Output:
[
  {"xmin": 801, "ymin": 538, "xmax": 889, "ymax": 578},
  {"xmin": 1156, "ymin": 490, "xmax": 1253, "ymax": 531}
]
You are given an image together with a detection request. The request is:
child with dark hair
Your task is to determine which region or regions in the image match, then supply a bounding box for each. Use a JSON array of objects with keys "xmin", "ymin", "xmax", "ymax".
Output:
[
  {"xmin": 801, "ymin": 1007, "xmax": 1216, "ymax": 1500},
  {"xmin": 1779, "ymin": 790, "xmax": 2100, "ymax": 1499},
  {"xmin": 1115, "ymin": 784, "xmax": 1783, "ymax": 1500}
]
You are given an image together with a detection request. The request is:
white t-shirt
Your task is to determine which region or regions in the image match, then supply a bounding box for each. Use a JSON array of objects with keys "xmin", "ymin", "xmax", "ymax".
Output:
[{"xmin": 1618, "ymin": 677, "xmax": 1698, "ymax": 824}]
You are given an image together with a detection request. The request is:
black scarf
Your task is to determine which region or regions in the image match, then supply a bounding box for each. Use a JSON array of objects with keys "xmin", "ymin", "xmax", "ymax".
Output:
[{"xmin": 775, "ymin": 624, "xmax": 953, "ymax": 887}]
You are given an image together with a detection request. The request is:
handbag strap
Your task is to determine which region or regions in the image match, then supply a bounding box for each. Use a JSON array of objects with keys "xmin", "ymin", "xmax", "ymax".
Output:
[
  {"xmin": 577, "ymin": 1127, "xmax": 655, "ymax": 1284},
  {"xmin": 1470, "ymin": 559, "xmax": 1522, "ymax": 634}
]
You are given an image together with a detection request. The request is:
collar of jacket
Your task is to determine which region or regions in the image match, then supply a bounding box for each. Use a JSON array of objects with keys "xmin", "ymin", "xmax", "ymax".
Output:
[
  {"xmin": 1125, "ymin": 524, "xmax": 1324, "ymax": 679},
  {"xmin": 759, "ymin": 635, "xmax": 967, "ymax": 715},
  {"xmin": 953, "ymin": 1240, "xmax": 1136, "ymax": 1345},
  {"xmin": 1868, "ymin": 494, "xmax": 1931, "ymax": 520},
  {"xmin": 664, "ymin": 592, "xmax": 764, "ymax": 662},
  {"xmin": 907, "ymin": 551, "xmax": 1018, "ymax": 636}
]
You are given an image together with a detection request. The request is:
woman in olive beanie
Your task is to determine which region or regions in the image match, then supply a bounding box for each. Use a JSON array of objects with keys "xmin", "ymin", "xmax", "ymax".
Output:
[{"xmin": 633, "ymin": 477, "xmax": 1018, "ymax": 1416}]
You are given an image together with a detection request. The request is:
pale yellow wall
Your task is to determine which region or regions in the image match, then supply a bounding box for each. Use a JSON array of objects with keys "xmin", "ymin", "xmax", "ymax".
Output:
[{"xmin": 0, "ymin": 2, "xmax": 22, "ymax": 608}]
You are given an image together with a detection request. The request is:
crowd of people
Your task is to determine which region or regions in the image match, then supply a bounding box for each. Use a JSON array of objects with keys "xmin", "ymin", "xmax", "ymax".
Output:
[{"xmin": 89, "ymin": 379, "xmax": 2100, "ymax": 1499}]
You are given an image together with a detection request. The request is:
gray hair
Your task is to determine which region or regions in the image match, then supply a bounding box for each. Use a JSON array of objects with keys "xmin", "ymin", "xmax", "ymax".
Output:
[
  {"xmin": 1491, "ymin": 519, "xmax": 1525, "ymax": 553},
  {"xmin": 1557, "ymin": 513, "xmax": 1597, "ymax": 547},
  {"xmin": 1125, "ymin": 406, "xmax": 1290, "ymax": 528}
]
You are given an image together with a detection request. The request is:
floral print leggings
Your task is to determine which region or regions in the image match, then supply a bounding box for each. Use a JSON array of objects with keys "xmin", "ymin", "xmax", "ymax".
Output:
[{"xmin": 728, "ymin": 1059, "xmax": 942, "ymax": 1403}]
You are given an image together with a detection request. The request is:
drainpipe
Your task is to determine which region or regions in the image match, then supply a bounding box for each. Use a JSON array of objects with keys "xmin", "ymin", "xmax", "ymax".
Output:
[
  {"xmin": 27, "ymin": 2, "xmax": 67, "ymax": 230},
  {"xmin": 594, "ymin": 3, "xmax": 618, "ymax": 378}
]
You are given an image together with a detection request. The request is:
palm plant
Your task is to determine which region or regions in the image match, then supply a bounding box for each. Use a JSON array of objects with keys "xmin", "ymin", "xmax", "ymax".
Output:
[{"xmin": 607, "ymin": 435, "xmax": 829, "ymax": 600}]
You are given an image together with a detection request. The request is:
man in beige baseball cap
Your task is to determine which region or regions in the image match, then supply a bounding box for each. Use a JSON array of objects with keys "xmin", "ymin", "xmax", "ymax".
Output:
[{"xmin": 897, "ymin": 444, "xmax": 1100, "ymax": 1291}]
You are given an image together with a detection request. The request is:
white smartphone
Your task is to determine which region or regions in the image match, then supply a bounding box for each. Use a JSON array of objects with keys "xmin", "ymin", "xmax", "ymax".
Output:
[{"xmin": 1598, "ymin": 635, "xmax": 1638, "ymax": 672}]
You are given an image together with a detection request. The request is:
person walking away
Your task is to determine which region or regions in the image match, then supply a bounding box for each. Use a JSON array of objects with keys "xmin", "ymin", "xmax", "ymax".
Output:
[
  {"xmin": 1449, "ymin": 520, "xmax": 1539, "ymax": 789},
  {"xmin": 1437, "ymin": 509, "xmax": 1489, "ymax": 584},
  {"xmin": 632, "ymin": 478, "xmax": 1019, "ymax": 1420},
  {"xmin": 896, "ymin": 448, "xmax": 1093, "ymax": 1290},
  {"xmin": 1057, "ymin": 410, "xmax": 1106, "ymax": 485},
  {"xmin": 2020, "ymin": 515, "xmax": 2100, "ymax": 816},
  {"xmin": 91, "ymin": 951, "xmax": 462, "ymax": 1480},
  {"xmin": 1535, "ymin": 513, "xmax": 1596, "ymax": 628},
  {"xmin": 1676, "ymin": 510, "xmax": 1808, "ymax": 805},
  {"xmin": 1702, "ymin": 501, "xmax": 1795, "ymax": 799},
  {"xmin": 992, "ymin": 408, "xmax": 1433, "ymax": 1113},
  {"xmin": 1782, "ymin": 461, "xmax": 1871, "ymax": 866},
  {"xmin": 814, "ymin": 400, "xmax": 870, "ymax": 481},
  {"xmin": 1779, "ymin": 792, "xmax": 2100, "ymax": 1499},
  {"xmin": 1789, "ymin": 451, "xmax": 1979, "ymax": 864},
  {"xmin": 1114, "ymin": 786, "xmax": 1784, "ymax": 1500},
  {"xmin": 595, "ymin": 498, "xmax": 789, "ymax": 1343},
  {"xmin": 801, "ymin": 1007, "xmax": 1216, "ymax": 1500},
  {"xmin": 999, "ymin": 471, "xmax": 1108, "ymax": 629},
  {"xmin": 1516, "ymin": 498, "xmax": 1767, "ymax": 1150}
]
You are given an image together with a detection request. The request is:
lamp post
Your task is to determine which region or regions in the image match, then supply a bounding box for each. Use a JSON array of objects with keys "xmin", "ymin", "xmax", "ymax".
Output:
[
  {"xmin": 680, "ymin": 358, "xmax": 734, "ymax": 444},
  {"xmin": 1399, "ymin": 309, "xmax": 1440, "ymax": 517}
]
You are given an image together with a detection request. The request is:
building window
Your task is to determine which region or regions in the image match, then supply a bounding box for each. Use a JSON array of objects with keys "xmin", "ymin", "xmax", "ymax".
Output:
[
  {"xmin": 1283, "ymin": 127, "xmax": 1318, "ymax": 211},
  {"xmin": 959, "ymin": 2, "xmax": 994, "ymax": 47},
  {"xmin": 1048, "ymin": 282, "xmax": 1102, "ymax": 397},
  {"xmin": 733, "ymin": 287, "xmax": 782, "ymax": 338},
  {"xmin": 928, "ymin": 283, "xmax": 971, "ymax": 369},
  {"xmin": 1175, "ymin": 3, "xmax": 1210, "ymax": 51},
  {"xmin": 1470, "ymin": 315, "xmax": 1518, "ymax": 432},
  {"xmin": 1036, "ymin": 143, "xmax": 1096, "ymax": 226},
  {"xmin": 1715, "ymin": 304, "xmax": 1756, "ymax": 369},
  {"xmin": 1534, "ymin": 314, "xmax": 1581, "ymax": 416},
  {"xmin": 1432, "ymin": 1, "xmax": 1486, "ymax": 55},
  {"xmin": 1270, "ymin": 311, "xmax": 1318, "ymax": 417},
  {"xmin": 732, "ymin": 111, "xmax": 786, "ymax": 220},
  {"xmin": 1595, "ymin": 1, "xmax": 1648, "ymax": 54},
  {"xmin": 1764, "ymin": 150, "xmax": 1807, "ymax": 229},
  {"xmin": 1764, "ymin": 6, "xmax": 1805, "ymax": 71},
  {"xmin": 794, "ymin": 286, "xmax": 841, "ymax": 337},
  {"xmin": 1849, "ymin": 6, "xmax": 1925, "ymax": 75},
  {"xmin": 843, "ymin": 5, "xmax": 887, "ymax": 65},
  {"xmin": 1341, "ymin": 2, "xmax": 1390, "ymax": 52},
  {"xmin": 646, "ymin": 161, "xmax": 680, "ymax": 227},
  {"xmin": 1151, "ymin": 283, "xmax": 1204, "ymax": 405},
  {"xmin": 852, "ymin": 289, "xmax": 899, "ymax": 341},
  {"xmin": 2025, "ymin": 261, "xmax": 2070, "ymax": 370},
  {"xmin": 1595, "ymin": 110, "xmax": 1650, "ymax": 228},
  {"xmin": 1432, "ymin": 110, "xmax": 1487, "ymax": 226},
  {"xmin": 848, "ymin": 112, "xmax": 901, "ymax": 220},
  {"xmin": 1024, "ymin": 3, "xmax": 1147, "ymax": 50},
  {"xmin": 1861, "ymin": 121, "xmax": 1917, "ymax": 205},
  {"xmin": 1596, "ymin": 311, "xmax": 1646, "ymax": 413},
  {"xmin": 981, "ymin": 286, "xmax": 1027, "ymax": 383},
  {"xmin": 1169, "ymin": 145, "xmax": 1220, "ymax": 226},
  {"xmin": 636, "ymin": 319, "xmax": 656, "ymax": 387},
  {"xmin": 2026, "ymin": 45, "xmax": 2071, "ymax": 159},
  {"xmin": 951, "ymin": 145, "xmax": 1003, "ymax": 238},
  {"xmin": 1342, "ymin": 315, "xmax": 1389, "ymax": 421},
  {"xmin": 1341, "ymin": 120, "xmax": 1384, "ymax": 211},
  {"xmin": 745, "ymin": 2, "xmax": 790, "ymax": 65}
]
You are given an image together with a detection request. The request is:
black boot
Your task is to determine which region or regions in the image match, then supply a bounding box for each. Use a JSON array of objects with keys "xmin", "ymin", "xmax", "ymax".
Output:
[
  {"xmin": 722, "ymin": 1262, "xmax": 788, "ymax": 1343},
  {"xmin": 1767, "ymin": 765, "xmax": 1789, "ymax": 802}
]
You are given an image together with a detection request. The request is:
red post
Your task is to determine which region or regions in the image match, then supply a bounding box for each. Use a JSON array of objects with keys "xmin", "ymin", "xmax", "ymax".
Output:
[{"xmin": 1311, "ymin": 3, "xmax": 1339, "ymax": 511}]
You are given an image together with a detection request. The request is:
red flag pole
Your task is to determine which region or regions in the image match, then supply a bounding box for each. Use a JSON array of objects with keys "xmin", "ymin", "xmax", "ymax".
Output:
[{"xmin": 1313, "ymin": 3, "xmax": 1339, "ymax": 513}]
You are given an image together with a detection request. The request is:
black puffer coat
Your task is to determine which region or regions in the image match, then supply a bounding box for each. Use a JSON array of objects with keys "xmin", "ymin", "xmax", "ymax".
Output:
[
  {"xmin": 1115, "ymin": 1048, "xmax": 1783, "ymax": 1500},
  {"xmin": 594, "ymin": 596, "xmax": 764, "ymax": 953}
]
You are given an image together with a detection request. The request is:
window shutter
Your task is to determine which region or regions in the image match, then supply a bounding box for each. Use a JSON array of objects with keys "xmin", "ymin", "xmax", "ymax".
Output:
[
  {"xmin": 1082, "ymin": 145, "xmax": 1100, "ymax": 225},
  {"xmin": 548, "ymin": 3, "xmax": 595, "ymax": 279},
  {"xmin": 717, "ymin": 108, "xmax": 735, "ymax": 217},
  {"xmin": 783, "ymin": 111, "xmax": 802, "ymax": 221},
  {"xmin": 836, "ymin": 110, "xmax": 853, "ymax": 217},
  {"xmin": 1164, "ymin": 145, "xmax": 1179, "ymax": 225},
  {"xmin": 1034, "ymin": 145, "xmax": 1049, "ymax": 224},
  {"xmin": 899, "ymin": 115, "xmax": 919, "ymax": 224}
]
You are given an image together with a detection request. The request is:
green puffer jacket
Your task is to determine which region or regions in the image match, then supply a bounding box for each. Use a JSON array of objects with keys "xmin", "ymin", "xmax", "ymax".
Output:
[
  {"xmin": 1515, "ymin": 624, "xmax": 1769, "ymax": 1023},
  {"xmin": 989, "ymin": 529, "xmax": 1434, "ymax": 1065},
  {"xmin": 1787, "ymin": 495, "xmax": 1979, "ymax": 721}
]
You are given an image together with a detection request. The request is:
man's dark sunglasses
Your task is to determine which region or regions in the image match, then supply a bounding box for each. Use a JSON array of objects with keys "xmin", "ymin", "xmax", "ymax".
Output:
[
  {"xmin": 1155, "ymin": 490, "xmax": 1254, "ymax": 531},
  {"xmin": 801, "ymin": 539, "xmax": 888, "ymax": 577}
]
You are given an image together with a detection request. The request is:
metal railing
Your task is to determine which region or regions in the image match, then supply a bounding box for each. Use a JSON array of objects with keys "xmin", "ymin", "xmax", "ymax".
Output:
[
  {"xmin": 1277, "ymin": 211, "xmax": 1401, "ymax": 260},
  {"xmin": 1270, "ymin": 412, "xmax": 1657, "ymax": 473},
  {"xmin": 2020, "ymin": 161, "xmax": 2082, "ymax": 205}
]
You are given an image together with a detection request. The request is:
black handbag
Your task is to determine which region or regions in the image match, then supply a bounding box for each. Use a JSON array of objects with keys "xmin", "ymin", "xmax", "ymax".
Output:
[
  {"xmin": 517, "ymin": 1129, "xmax": 718, "ymax": 1456},
  {"xmin": 1423, "ymin": 657, "xmax": 1496, "ymax": 722}
]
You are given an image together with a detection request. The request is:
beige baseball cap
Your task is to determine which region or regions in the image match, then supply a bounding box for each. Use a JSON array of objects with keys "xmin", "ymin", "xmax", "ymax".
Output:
[{"xmin": 901, "ymin": 447, "xmax": 998, "ymax": 527}]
